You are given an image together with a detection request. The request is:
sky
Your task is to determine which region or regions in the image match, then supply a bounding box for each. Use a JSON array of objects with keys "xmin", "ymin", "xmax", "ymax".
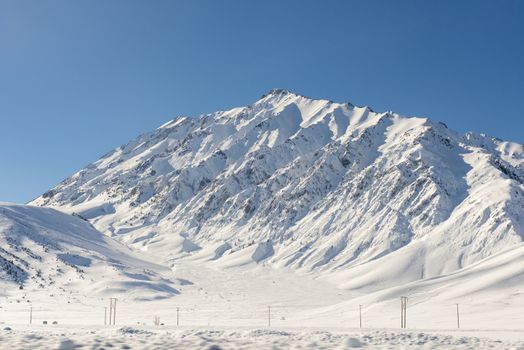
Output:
[{"xmin": 0, "ymin": 0, "xmax": 523, "ymax": 203}]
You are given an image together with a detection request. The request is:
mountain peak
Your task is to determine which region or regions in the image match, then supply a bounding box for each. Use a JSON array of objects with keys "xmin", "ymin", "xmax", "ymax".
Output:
[
  {"xmin": 31, "ymin": 90, "xmax": 524, "ymax": 287},
  {"xmin": 262, "ymin": 88, "xmax": 293, "ymax": 97},
  {"xmin": 258, "ymin": 88, "xmax": 298, "ymax": 102},
  {"xmin": 259, "ymin": 88, "xmax": 324, "ymax": 102}
]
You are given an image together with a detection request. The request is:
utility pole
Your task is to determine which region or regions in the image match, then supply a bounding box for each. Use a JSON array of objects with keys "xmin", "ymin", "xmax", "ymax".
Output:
[
  {"xmin": 29, "ymin": 306, "xmax": 32, "ymax": 325},
  {"xmin": 268, "ymin": 306, "xmax": 271, "ymax": 327},
  {"xmin": 359, "ymin": 305, "xmax": 362, "ymax": 328},
  {"xmin": 109, "ymin": 298, "xmax": 117, "ymax": 325},
  {"xmin": 456, "ymin": 304, "xmax": 460, "ymax": 329},
  {"xmin": 400, "ymin": 296, "xmax": 408, "ymax": 329},
  {"xmin": 104, "ymin": 307, "xmax": 107, "ymax": 325},
  {"xmin": 176, "ymin": 307, "xmax": 180, "ymax": 327}
]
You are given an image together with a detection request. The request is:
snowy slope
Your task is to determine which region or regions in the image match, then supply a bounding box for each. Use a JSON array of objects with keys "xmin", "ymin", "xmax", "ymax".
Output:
[
  {"xmin": 0, "ymin": 203, "xmax": 179, "ymax": 301},
  {"xmin": 31, "ymin": 89, "xmax": 524, "ymax": 292}
]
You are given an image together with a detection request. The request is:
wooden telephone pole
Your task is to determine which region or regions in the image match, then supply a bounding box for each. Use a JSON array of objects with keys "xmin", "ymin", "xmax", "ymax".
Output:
[
  {"xmin": 400, "ymin": 296, "xmax": 408, "ymax": 328},
  {"xmin": 108, "ymin": 298, "xmax": 117, "ymax": 325},
  {"xmin": 456, "ymin": 303, "xmax": 460, "ymax": 329},
  {"xmin": 359, "ymin": 305, "xmax": 362, "ymax": 328}
]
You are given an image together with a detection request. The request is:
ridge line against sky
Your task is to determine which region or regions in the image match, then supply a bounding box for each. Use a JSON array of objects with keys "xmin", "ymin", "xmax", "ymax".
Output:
[{"xmin": 0, "ymin": 0, "xmax": 523, "ymax": 203}]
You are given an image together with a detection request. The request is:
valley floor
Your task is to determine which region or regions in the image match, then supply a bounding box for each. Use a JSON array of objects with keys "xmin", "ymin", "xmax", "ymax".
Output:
[
  {"xmin": 2, "ymin": 237, "xmax": 524, "ymax": 349},
  {"xmin": 0, "ymin": 325, "xmax": 523, "ymax": 349},
  {"xmin": 2, "ymin": 258, "xmax": 524, "ymax": 348}
]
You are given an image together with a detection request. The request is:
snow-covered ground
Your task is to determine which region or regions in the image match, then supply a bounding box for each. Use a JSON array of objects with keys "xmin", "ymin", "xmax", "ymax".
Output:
[
  {"xmin": 1, "ymin": 209, "xmax": 523, "ymax": 350},
  {"xmin": 1, "ymin": 199, "xmax": 524, "ymax": 348},
  {"xmin": 1, "ymin": 256, "xmax": 524, "ymax": 349},
  {"xmin": 0, "ymin": 326, "xmax": 523, "ymax": 349}
]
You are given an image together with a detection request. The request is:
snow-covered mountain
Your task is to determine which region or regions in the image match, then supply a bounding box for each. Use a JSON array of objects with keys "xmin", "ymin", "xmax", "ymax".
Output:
[
  {"xmin": 0, "ymin": 203, "xmax": 178, "ymax": 300},
  {"xmin": 31, "ymin": 89, "xmax": 524, "ymax": 291}
]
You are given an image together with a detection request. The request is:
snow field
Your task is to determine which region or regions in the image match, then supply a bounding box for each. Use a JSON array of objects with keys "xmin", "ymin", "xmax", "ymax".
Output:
[{"xmin": 0, "ymin": 326, "xmax": 523, "ymax": 349}]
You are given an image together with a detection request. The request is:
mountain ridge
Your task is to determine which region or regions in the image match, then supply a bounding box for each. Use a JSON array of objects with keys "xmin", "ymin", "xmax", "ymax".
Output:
[{"xmin": 31, "ymin": 90, "xmax": 524, "ymax": 291}]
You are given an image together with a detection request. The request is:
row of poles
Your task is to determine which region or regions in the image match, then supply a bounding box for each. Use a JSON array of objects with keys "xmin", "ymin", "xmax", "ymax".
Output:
[
  {"xmin": 267, "ymin": 297, "xmax": 461, "ymax": 330},
  {"xmin": 25, "ymin": 297, "xmax": 462, "ymax": 329},
  {"xmin": 104, "ymin": 301, "xmax": 179, "ymax": 326}
]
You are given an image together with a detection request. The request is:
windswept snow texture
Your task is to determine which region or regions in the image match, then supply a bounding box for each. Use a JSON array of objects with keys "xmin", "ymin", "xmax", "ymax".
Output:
[
  {"xmin": 0, "ymin": 203, "xmax": 179, "ymax": 300},
  {"xmin": 1, "ymin": 326, "xmax": 523, "ymax": 350},
  {"xmin": 32, "ymin": 89, "xmax": 524, "ymax": 292}
]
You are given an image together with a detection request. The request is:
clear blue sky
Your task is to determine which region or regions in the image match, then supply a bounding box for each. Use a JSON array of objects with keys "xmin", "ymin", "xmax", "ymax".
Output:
[{"xmin": 1, "ymin": 0, "xmax": 523, "ymax": 203}]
